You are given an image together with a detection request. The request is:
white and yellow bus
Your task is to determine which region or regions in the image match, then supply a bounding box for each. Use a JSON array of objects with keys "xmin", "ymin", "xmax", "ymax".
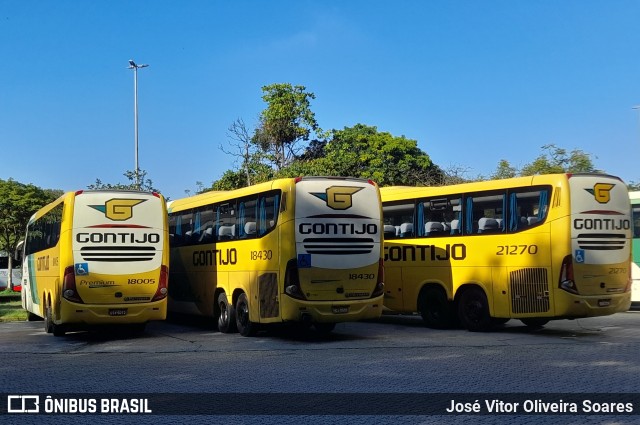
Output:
[
  {"xmin": 20, "ymin": 190, "xmax": 169, "ymax": 336},
  {"xmin": 167, "ymin": 177, "xmax": 384, "ymax": 336},
  {"xmin": 380, "ymin": 173, "xmax": 631, "ymax": 331}
]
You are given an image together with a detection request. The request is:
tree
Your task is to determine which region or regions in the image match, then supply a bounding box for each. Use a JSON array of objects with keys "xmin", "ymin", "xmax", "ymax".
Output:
[
  {"xmin": 88, "ymin": 169, "xmax": 160, "ymax": 194},
  {"xmin": 0, "ymin": 179, "xmax": 59, "ymax": 289},
  {"xmin": 491, "ymin": 160, "xmax": 518, "ymax": 180},
  {"xmin": 252, "ymin": 83, "xmax": 320, "ymax": 171},
  {"xmin": 312, "ymin": 124, "xmax": 443, "ymax": 186},
  {"xmin": 222, "ymin": 118, "xmax": 260, "ymax": 187},
  {"xmin": 520, "ymin": 144, "xmax": 597, "ymax": 176},
  {"xmin": 627, "ymin": 180, "xmax": 640, "ymax": 191},
  {"xmin": 210, "ymin": 162, "xmax": 273, "ymax": 191}
]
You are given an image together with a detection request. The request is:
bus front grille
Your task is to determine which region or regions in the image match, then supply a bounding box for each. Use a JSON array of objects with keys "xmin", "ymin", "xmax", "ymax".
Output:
[
  {"xmin": 301, "ymin": 238, "xmax": 374, "ymax": 255},
  {"xmin": 80, "ymin": 246, "xmax": 156, "ymax": 262},
  {"xmin": 510, "ymin": 268, "xmax": 550, "ymax": 314},
  {"xmin": 576, "ymin": 233, "xmax": 626, "ymax": 251}
]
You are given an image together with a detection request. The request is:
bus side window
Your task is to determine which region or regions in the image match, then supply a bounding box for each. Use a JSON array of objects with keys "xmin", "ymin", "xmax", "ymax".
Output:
[
  {"xmin": 465, "ymin": 192, "xmax": 505, "ymax": 235},
  {"xmin": 258, "ymin": 192, "xmax": 280, "ymax": 236},
  {"xmin": 217, "ymin": 203, "xmax": 236, "ymax": 241},
  {"xmin": 508, "ymin": 187, "xmax": 550, "ymax": 232},
  {"xmin": 382, "ymin": 201, "xmax": 415, "ymax": 240},
  {"xmin": 238, "ymin": 197, "xmax": 257, "ymax": 239},
  {"xmin": 197, "ymin": 207, "xmax": 215, "ymax": 244}
]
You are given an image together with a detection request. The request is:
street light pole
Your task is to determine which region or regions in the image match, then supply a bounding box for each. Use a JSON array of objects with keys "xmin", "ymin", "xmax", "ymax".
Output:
[{"xmin": 128, "ymin": 59, "xmax": 148, "ymax": 190}]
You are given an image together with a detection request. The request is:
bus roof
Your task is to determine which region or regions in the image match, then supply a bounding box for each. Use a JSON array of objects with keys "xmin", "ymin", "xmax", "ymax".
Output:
[{"xmin": 379, "ymin": 173, "xmax": 624, "ymax": 202}]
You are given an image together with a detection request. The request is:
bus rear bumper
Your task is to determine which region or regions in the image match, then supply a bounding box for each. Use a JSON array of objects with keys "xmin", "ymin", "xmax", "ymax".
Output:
[
  {"xmin": 59, "ymin": 299, "xmax": 167, "ymax": 325},
  {"xmin": 552, "ymin": 291, "xmax": 631, "ymax": 318},
  {"xmin": 281, "ymin": 295, "xmax": 384, "ymax": 323}
]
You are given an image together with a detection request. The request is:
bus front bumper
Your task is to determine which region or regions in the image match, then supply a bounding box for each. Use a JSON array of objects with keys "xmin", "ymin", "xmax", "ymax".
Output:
[{"xmin": 280, "ymin": 294, "xmax": 384, "ymax": 324}]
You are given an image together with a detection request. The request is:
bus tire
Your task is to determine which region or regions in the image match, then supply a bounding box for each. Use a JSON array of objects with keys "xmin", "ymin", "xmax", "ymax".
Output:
[
  {"xmin": 419, "ymin": 286, "xmax": 452, "ymax": 329},
  {"xmin": 521, "ymin": 318, "xmax": 549, "ymax": 328},
  {"xmin": 44, "ymin": 302, "xmax": 53, "ymax": 334},
  {"xmin": 217, "ymin": 293, "xmax": 237, "ymax": 334},
  {"xmin": 458, "ymin": 287, "xmax": 492, "ymax": 332},
  {"xmin": 45, "ymin": 301, "xmax": 65, "ymax": 336},
  {"xmin": 314, "ymin": 322, "xmax": 336, "ymax": 335},
  {"xmin": 235, "ymin": 293, "xmax": 257, "ymax": 337}
]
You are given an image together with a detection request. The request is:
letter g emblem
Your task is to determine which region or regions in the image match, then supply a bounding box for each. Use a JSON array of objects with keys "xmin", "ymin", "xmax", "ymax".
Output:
[
  {"xmin": 312, "ymin": 186, "xmax": 364, "ymax": 210},
  {"xmin": 592, "ymin": 183, "xmax": 615, "ymax": 204}
]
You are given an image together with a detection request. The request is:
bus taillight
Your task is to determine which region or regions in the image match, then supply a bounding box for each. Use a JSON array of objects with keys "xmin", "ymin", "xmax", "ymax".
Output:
[
  {"xmin": 152, "ymin": 265, "xmax": 169, "ymax": 302},
  {"xmin": 559, "ymin": 255, "xmax": 579, "ymax": 294},
  {"xmin": 371, "ymin": 258, "xmax": 385, "ymax": 298},
  {"xmin": 284, "ymin": 258, "xmax": 306, "ymax": 300},
  {"xmin": 62, "ymin": 266, "xmax": 84, "ymax": 303}
]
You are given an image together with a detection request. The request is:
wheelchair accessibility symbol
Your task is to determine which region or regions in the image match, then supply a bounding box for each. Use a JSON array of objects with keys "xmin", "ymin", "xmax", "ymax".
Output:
[
  {"xmin": 75, "ymin": 263, "xmax": 89, "ymax": 275},
  {"xmin": 574, "ymin": 249, "xmax": 585, "ymax": 264},
  {"xmin": 298, "ymin": 254, "xmax": 312, "ymax": 268}
]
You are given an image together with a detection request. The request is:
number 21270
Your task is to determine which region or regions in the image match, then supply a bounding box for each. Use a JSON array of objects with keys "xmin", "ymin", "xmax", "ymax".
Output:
[{"xmin": 496, "ymin": 245, "xmax": 538, "ymax": 255}]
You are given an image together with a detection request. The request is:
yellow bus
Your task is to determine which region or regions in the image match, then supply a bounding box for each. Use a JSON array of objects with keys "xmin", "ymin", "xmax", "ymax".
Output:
[
  {"xmin": 167, "ymin": 176, "xmax": 384, "ymax": 336},
  {"xmin": 380, "ymin": 173, "xmax": 631, "ymax": 331},
  {"xmin": 20, "ymin": 190, "xmax": 169, "ymax": 336}
]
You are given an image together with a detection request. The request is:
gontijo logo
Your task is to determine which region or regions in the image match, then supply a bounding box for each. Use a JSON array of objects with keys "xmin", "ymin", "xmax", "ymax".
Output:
[
  {"xmin": 311, "ymin": 186, "xmax": 363, "ymax": 210},
  {"xmin": 89, "ymin": 199, "xmax": 146, "ymax": 221},
  {"xmin": 585, "ymin": 183, "xmax": 615, "ymax": 204}
]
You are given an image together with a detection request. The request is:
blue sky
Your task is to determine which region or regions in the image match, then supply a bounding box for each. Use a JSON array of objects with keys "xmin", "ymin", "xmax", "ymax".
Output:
[{"xmin": 1, "ymin": 1, "xmax": 639, "ymax": 200}]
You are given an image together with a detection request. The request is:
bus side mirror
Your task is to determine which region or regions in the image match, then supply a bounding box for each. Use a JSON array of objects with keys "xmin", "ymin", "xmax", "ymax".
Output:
[{"xmin": 14, "ymin": 241, "xmax": 24, "ymax": 263}]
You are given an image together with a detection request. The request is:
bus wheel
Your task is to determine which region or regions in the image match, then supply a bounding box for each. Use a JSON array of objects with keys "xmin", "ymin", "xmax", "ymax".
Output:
[
  {"xmin": 44, "ymin": 302, "xmax": 53, "ymax": 334},
  {"xmin": 217, "ymin": 293, "xmax": 237, "ymax": 334},
  {"xmin": 458, "ymin": 287, "xmax": 492, "ymax": 332},
  {"xmin": 314, "ymin": 323, "xmax": 336, "ymax": 335},
  {"xmin": 419, "ymin": 286, "xmax": 452, "ymax": 329},
  {"xmin": 235, "ymin": 293, "xmax": 257, "ymax": 337},
  {"xmin": 44, "ymin": 302, "xmax": 65, "ymax": 336},
  {"xmin": 521, "ymin": 318, "xmax": 549, "ymax": 328}
]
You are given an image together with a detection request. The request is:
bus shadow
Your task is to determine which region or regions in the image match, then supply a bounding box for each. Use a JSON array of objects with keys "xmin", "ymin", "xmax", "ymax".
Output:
[
  {"xmin": 166, "ymin": 312, "xmax": 217, "ymax": 331},
  {"xmin": 496, "ymin": 321, "xmax": 609, "ymax": 339},
  {"xmin": 372, "ymin": 313, "xmax": 609, "ymax": 339},
  {"xmin": 61, "ymin": 325, "xmax": 153, "ymax": 342},
  {"xmin": 257, "ymin": 324, "xmax": 376, "ymax": 343},
  {"xmin": 166, "ymin": 312, "xmax": 375, "ymax": 343}
]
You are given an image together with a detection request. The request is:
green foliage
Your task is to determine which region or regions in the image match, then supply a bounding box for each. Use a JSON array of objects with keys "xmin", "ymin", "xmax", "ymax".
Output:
[
  {"xmin": 252, "ymin": 83, "xmax": 320, "ymax": 170},
  {"xmin": 627, "ymin": 181, "xmax": 640, "ymax": 191},
  {"xmin": 491, "ymin": 159, "xmax": 518, "ymax": 180},
  {"xmin": 317, "ymin": 124, "xmax": 444, "ymax": 186},
  {"xmin": 210, "ymin": 162, "xmax": 274, "ymax": 191},
  {"xmin": 520, "ymin": 144, "xmax": 597, "ymax": 176},
  {"xmin": 88, "ymin": 169, "xmax": 160, "ymax": 194},
  {"xmin": 0, "ymin": 179, "xmax": 59, "ymax": 288}
]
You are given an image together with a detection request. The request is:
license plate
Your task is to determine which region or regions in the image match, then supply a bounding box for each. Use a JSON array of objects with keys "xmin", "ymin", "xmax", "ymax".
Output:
[
  {"xmin": 598, "ymin": 299, "xmax": 611, "ymax": 307},
  {"xmin": 109, "ymin": 308, "xmax": 128, "ymax": 316},
  {"xmin": 332, "ymin": 306, "xmax": 349, "ymax": 314}
]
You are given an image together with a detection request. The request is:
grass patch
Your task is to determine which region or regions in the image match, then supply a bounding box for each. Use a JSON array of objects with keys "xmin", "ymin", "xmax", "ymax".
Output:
[
  {"xmin": 0, "ymin": 289, "xmax": 25, "ymax": 322},
  {"xmin": 0, "ymin": 288, "xmax": 21, "ymax": 298},
  {"xmin": 0, "ymin": 300, "xmax": 27, "ymax": 322}
]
